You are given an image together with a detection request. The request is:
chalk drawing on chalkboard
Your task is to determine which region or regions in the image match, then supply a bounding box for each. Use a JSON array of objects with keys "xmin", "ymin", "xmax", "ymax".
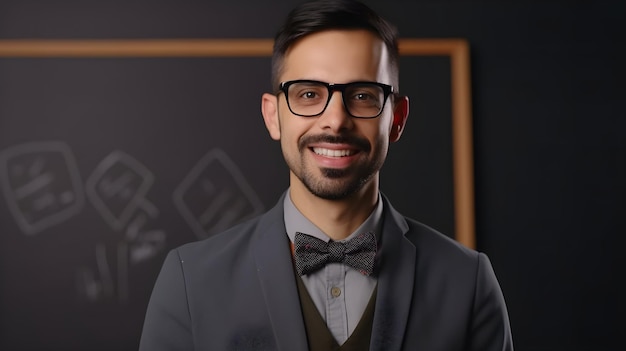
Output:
[
  {"xmin": 118, "ymin": 199, "xmax": 166, "ymax": 302},
  {"xmin": 125, "ymin": 198, "xmax": 166, "ymax": 264},
  {"xmin": 76, "ymin": 198, "xmax": 166, "ymax": 303},
  {"xmin": 76, "ymin": 243, "xmax": 115, "ymax": 302},
  {"xmin": 85, "ymin": 150, "xmax": 154, "ymax": 231},
  {"xmin": 0, "ymin": 141, "xmax": 85, "ymax": 235},
  {"xmin": 173, "ymin": 148, "xmax": 264, "ymax": 239}
]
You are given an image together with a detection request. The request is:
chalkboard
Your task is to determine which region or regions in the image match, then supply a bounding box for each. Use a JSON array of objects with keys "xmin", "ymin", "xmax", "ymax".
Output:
[{"xmin": 0, "ymin": 39, "xmax": 472, "ymax": 350}]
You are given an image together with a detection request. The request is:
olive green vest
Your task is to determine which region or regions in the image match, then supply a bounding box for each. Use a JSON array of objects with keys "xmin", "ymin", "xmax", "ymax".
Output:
[{"xmin": 295, "ymin": 275, "xmax": 377, "ymax": 351}]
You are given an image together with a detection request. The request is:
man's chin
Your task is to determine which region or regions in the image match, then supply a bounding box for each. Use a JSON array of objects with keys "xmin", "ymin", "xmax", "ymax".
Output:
[
  {"xmin": 303, "ymin": 174, "xmax": 370, "ymax": 200},
  {"xmin": 308, "ymin": 188, "xmax": 352, "ymax": 201},
  {"xmin": 320, "ymin": 167, "xmax": 350, "ymax": 179}
]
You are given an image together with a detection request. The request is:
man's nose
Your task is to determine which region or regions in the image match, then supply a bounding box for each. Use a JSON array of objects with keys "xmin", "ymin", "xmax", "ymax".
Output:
[{"xmin": 317, "ymin": 91, "xmax": 353, "ymax": 132}]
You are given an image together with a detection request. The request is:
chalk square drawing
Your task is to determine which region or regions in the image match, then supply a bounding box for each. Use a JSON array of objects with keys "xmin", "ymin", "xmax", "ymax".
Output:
[
  {"xmin": 0, "ymin": 141, "xmax": 85, "ymax": 235},
  {"xmin": 173, "ymin": 148, "xmax": 264, "ymax": 240},
  {"xmin": 86, "ymin": 150, "xmax": 154, "ymax": 231}
]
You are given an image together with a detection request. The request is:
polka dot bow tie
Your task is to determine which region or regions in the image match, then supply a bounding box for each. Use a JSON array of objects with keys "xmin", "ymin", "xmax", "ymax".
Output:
[{"xmin": 294, "ymin": 231, "xmax": 377, "ymax": 276}]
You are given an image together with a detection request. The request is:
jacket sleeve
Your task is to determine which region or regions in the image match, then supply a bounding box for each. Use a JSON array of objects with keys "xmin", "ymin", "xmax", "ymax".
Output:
[
  {"xmin": 469, "ymin": 253, "xmax": 514, "ymax": 351},
  {"xmin": 139, "ymin": 249, "xmax": 194, "ymax": 351}
]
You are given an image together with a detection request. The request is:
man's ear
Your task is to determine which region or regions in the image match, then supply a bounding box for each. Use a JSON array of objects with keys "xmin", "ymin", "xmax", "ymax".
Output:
[
  {"xmin": 389, "ymin": 95, "xmax": 409, "ymax": 142},
  {"xmin": 261, "ymin": 93, "xmax": 281, "ymax": 140}
]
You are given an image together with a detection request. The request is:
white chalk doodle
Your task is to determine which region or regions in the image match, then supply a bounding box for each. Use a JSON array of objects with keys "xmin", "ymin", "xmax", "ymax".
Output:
[
  {"xmin": 0, "ymin": 141, "xmax": 85, "ymax": 235},
  {"xmin": 173, "ymin": 148, "xmax": 264, "ymax": 239},
  {"xmin": 75, "ymin": 243, "xmax": 115, "ymax": 302},
  {"xmin": 0, "ymin": 142, "xmax": 168, "ymax": 303},
  {"xmin": 81, "ymin": 151, "xmax": 166, "ymax": 302},
  {"xmin": 85, "ymin": 150, "xmax": 154, "ymax": 231},
  {"xmin": 125, "ymin": 198, "xmax": 166, "ymax": 264},
  {"xmin": 76, "ymin": 200, "xmax": 166, "ymax": 303}
]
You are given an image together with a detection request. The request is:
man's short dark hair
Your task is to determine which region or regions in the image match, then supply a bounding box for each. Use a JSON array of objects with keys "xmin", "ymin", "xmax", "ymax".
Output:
[{"xmin": 271, "ymin": 0, "xmax": 400, "ymax": 91}]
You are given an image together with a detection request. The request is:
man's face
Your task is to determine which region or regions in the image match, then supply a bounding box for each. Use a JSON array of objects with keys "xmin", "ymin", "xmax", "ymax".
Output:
[{"xmin": 263, "ymin": 29, "xmax": 405, "ymax": 200}]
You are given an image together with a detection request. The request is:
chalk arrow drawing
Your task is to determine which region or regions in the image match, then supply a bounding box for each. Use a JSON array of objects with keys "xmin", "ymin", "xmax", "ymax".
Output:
[
  {"xmin": 173, "ymin": 148, "xmax": 264, "ymax": 239},
  {"xmin": 85, "ymin": 150, "xmax": 154, "ymax": 231},
  {"xmin": 0, "ymin": 141, "xmax": 84, "ymax": 235}
]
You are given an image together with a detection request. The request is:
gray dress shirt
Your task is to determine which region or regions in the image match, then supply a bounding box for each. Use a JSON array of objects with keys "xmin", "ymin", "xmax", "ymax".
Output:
[{"xmin": 283, "ymin": 191, "xmax": 383, "ymax": 344}]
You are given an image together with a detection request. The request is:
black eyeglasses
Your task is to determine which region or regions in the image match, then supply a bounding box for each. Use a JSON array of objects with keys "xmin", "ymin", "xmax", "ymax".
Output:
[{"xmin": 278, "ymin": 80, "xmax": 394, "ymax": 119}]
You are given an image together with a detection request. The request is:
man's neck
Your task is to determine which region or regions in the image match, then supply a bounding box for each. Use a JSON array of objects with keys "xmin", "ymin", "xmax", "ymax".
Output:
[{"xmin": 288, "ymin": 176, "xmax": 379, "ymax": 241}]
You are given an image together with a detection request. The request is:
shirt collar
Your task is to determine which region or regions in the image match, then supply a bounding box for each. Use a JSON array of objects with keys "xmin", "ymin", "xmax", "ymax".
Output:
[{"xmin": 283, "ymin": 189, "xmax": 384, "ymax": 244}]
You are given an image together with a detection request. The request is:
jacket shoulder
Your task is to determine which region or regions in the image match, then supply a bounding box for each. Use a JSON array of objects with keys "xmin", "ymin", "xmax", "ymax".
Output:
[
  {"xmin": 176, "ymin": 216, "xmax": 262, "ymax": 258},
  {"xmin": 404, "ymin": 217, "xmax": 478, "ymax": 260}
]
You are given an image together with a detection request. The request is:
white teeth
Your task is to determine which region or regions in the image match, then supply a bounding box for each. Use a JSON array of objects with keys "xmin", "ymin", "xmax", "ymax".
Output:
[{"xmin": 312, "ymin": 148, "xmax": 354, "ymax": 157}]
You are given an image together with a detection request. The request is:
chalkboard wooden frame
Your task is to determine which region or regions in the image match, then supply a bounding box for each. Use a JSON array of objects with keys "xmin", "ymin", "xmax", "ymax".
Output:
[{"xmin": 0, "ymin": 38, "xmax": 475, "ymax": 249}]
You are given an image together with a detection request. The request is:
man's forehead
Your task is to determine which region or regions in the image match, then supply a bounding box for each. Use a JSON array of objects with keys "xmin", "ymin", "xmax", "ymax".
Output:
[{"xmin": 279, "ymin": 29, "xmax": 390, "ymax": 83}]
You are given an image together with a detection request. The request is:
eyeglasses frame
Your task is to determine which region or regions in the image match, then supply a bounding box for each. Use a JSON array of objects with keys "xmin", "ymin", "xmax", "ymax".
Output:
[{"xmin": 277, "ymin": 79, "xmax": 395, "ymax": 119}]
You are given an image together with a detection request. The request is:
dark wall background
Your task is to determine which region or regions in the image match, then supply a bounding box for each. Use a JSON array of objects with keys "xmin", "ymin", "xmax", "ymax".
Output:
[{"xmin": 0, "ymin": 1, "xmax": 623, "ymax": 350}]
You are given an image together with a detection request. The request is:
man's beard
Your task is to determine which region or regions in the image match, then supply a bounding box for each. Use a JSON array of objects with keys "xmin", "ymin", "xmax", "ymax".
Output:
[
  {"xmin": 300, "ymin": 165, "xmax": 375, "ymax": 200},
  {"xmin": 291, "ymin": 134, "xmax": 382, "ymax": 200}
]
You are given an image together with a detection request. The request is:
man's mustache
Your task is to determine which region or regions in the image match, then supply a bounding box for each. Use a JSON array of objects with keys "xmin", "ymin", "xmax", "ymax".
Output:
[{"xmin": 299, "ymin": 134, "xmax": 371, "ymax": 152}]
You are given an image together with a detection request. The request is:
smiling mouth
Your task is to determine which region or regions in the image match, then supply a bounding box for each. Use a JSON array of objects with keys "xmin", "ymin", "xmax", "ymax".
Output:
[{"xmin": 312, "ymin": 147, "xmax": 357, "ymax": 157}]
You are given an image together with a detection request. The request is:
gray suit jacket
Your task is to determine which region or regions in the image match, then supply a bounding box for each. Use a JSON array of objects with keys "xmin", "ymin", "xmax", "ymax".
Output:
[{"xmin": 139, "ymin": 194, "xmax": 513, "ymax": 350}]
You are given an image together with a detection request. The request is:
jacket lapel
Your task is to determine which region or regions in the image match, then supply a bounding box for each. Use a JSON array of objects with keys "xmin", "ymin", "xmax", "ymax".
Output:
[
  {"xmin": 370, "ymin": 196, "xmax": 416, "ymax": 351},
  {"xmin": 253, "ymin": 196, "xmax": 309, "ymax": 351},
  {"xmin": 251, "ymin": 193, "xmax": 416, "ymax": 351}
]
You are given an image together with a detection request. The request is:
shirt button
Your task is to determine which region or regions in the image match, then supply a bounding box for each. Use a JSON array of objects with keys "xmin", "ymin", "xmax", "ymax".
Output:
[{"xmin": 330, "ymin": 287, "xmax": 341, "ymax": 298}]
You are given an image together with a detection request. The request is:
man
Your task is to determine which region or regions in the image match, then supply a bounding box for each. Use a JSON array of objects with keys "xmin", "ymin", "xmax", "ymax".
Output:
[{"xmin": 139, "ymin": 0, "xmax": 513, "ymax": 350}]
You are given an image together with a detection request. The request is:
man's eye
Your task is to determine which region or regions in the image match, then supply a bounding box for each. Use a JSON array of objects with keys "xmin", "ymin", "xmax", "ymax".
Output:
[
  {"xmin": 302, "ymin": 91, "xmax": 318, "ymax": 99},
  {"xmin": 352, "ymin": 92, "xmax": 376, "ymax": 101}
]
